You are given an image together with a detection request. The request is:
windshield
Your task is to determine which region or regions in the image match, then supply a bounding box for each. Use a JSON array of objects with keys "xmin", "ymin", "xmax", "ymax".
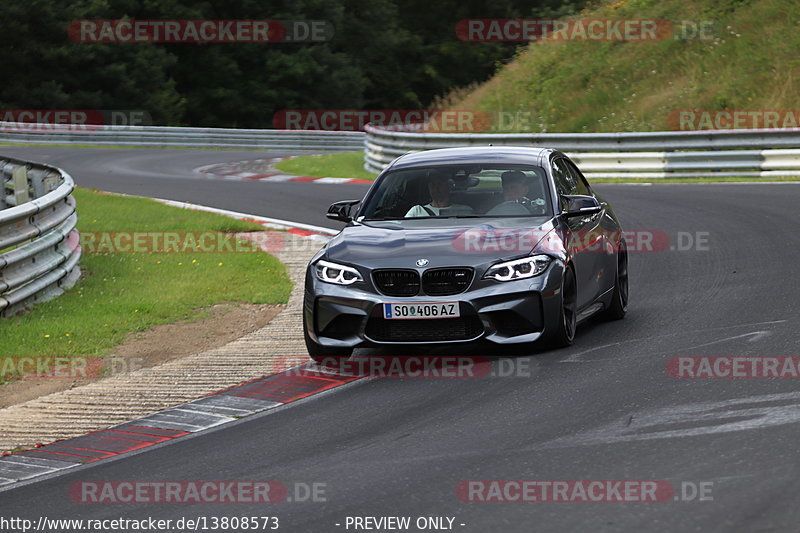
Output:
[{"xmin": 358, "ymin": 164, "xmax": 552, "ymax": 221}]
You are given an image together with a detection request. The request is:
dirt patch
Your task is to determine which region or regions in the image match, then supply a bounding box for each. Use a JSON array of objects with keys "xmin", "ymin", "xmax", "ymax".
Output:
[{"xmin": 0, "ymin": 302, "xmax": 284, "ymax": 409}]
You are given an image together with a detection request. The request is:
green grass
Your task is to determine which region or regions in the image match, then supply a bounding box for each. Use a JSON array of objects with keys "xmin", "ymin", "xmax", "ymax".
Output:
[
  {"xmin": 275, "ymin": 152, "xmax": 378, "ymax": 181},
  {"xmin": 0, "ymin": 188, "xmax": 291, "ymax": 370},
  {"xmin": 444, "ymin": 0, "xmax": 800, "ymax": 134}
]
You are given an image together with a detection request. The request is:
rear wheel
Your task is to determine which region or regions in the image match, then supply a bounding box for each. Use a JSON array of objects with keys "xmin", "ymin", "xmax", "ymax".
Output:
[
  {"xmin": 547, "ymin": 265, "xmax": 577, "ymax": 348},
  {"xmin": 601, "ymin": 244, "xmax": 628, "ymax": 321},
  {"xmin": 303, "ymin": 313, "xmax": 353, "ymax": 363}
]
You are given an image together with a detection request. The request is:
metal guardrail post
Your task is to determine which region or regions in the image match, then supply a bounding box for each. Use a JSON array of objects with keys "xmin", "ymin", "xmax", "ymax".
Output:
[{"xmin": 12, "ymin": 166, "xmax": 29, "ymax": 206}]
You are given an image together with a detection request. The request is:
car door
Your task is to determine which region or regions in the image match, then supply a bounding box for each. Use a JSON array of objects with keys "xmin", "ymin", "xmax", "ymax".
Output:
[
  {"xmin": 552, "ymin": 156, "xmax": 606, "ymax": 310},
  {"xmin": 564, "ymin": 157, "xmax": 617, "ymax": 303}
]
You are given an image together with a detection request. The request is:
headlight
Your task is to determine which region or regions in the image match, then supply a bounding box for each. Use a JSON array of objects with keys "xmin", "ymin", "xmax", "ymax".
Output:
[
  {"xmin": 314, "ymin": 259, "xmax": 363, "ymax": 285},
  {"xmin": 483, "ymin": 254, "xmax": 552, "ymax": 282}
]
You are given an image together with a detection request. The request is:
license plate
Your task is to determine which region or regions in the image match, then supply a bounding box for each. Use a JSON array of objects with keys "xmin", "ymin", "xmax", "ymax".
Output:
[{"xmin": 383, "ymin": 302, "xmax": 460, "ymax": 319}]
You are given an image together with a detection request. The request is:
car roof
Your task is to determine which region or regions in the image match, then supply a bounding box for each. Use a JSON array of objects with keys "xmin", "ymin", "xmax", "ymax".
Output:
[{"xmin": 387, "ymin": 146, "xmax": 556, "ymax": 170}]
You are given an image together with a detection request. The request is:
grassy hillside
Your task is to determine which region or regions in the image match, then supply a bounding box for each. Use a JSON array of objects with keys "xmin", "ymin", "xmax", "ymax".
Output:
[{"xmin": 442, "ymin": 0, "xmax": 800, "ymax": 132}]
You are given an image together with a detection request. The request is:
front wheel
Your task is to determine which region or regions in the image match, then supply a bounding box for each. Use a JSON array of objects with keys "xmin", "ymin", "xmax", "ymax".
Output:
[
  {"xmin": 303, "ymin": 313, "xmax": 353, "ymax": 363},
  {"xmin": 546, "ymin": 265, "xmax": 577, "ymax": 348},
  {"xmin": 600, "ymin": 244, "xmax": 628, "ymax": 321}
]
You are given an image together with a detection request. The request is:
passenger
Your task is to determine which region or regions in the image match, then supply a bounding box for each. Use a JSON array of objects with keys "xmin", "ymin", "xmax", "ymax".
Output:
[{"xmin": 405, "ymin": 171, "xmax": 474, "ymax": 217}]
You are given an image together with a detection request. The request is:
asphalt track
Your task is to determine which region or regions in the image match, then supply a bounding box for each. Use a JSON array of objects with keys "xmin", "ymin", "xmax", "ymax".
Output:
[{"xmin": 2, "ymin": 146, "xmax": 800, "ymax": 532}]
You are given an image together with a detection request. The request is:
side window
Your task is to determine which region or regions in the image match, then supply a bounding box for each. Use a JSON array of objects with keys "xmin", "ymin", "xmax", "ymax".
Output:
[
  {"xmin": 564, "ymin": 159, "xmax": 591, "ymax": 196},
  {"xmin": 551, "ymin": 158, "xmax": 575, "ymax": 196}
]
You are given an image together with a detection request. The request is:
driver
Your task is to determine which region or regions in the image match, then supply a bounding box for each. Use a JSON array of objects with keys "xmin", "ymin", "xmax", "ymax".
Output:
[
  {"xmin": 486, "ymin": 170, "xmax": 546, "ymax": 215},
  {"xmin": 405, "ymin": 170, "xmax": 474, "ymax": 217}
]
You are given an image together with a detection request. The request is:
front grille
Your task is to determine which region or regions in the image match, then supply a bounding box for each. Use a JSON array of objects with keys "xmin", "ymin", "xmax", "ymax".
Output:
[
  {"xmin": 365, "ymin": 316, "xmax": 484, "ymax": 342},
  {"xmin": 422, "ymin": 268, "xmax": 473, "ymax": 296},
  {"xmin": 373, "ymin": 269, "xmax": 420, "ymax": 296}
]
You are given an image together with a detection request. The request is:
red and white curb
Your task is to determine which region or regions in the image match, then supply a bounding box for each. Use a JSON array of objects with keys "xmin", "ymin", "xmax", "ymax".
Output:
[
  {"xmin": 0, "ymin": 365, "xmax": 363, "ymax": 489},
  {"xmin": 194, "ymin": 157, "xmax": 374, "ymax": 184},
  {"xmin": 152, "ymin": 198, "xmax": 338, "ymax": 242}
]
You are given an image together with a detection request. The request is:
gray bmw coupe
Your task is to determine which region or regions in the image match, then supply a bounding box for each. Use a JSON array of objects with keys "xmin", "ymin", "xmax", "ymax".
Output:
[{"xmin": 304, "ymin": 146, "xmax": 628, "ymax": 361}]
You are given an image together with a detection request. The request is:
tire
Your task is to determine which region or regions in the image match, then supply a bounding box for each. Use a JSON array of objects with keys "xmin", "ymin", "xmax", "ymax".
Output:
[
  {"xmin": 303, "ymin": 313, "xmax": 353, "ymax": 363},
  {"xmin": 600, "ymin": 244, "xmax": 628, "ymax": 321},
  {"xmin": 547, "ymin": 265, "xmax": 577, "ymax": 348}
]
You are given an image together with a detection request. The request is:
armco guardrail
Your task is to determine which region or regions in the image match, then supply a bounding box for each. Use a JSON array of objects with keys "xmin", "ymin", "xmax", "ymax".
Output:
[
  {"xmin": 0, "ymin": 121, "xmax": 365, "ymax": 152},
  {"xmin": 0, "ymin": 157, "xmax": 80, "ymax": 317},
  {"xmin": 364, "ymin": 124, "xmax": 800, "ymax": 178}
]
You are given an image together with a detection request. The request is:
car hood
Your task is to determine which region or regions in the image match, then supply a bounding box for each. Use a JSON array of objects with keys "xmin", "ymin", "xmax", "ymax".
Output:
[{"xmin": 324, "ymin": 218, "xmax": 558, "ymax": 269}]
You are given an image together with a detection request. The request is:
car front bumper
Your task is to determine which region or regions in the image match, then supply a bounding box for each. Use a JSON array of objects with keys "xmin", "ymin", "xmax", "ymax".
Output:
[{"xmin": 304, "ymin": 261, "xmax": 566, "ymax": 349}]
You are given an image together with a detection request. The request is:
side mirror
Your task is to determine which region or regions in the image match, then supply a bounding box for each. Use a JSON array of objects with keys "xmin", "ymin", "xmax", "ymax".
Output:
[
  {"xmin": 562, "ymin": 195, "xmax": 601, "ymax": 217},
  {"xmin": 326, "ymin": 200, "xmax": 360, "ymax": 222}
]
